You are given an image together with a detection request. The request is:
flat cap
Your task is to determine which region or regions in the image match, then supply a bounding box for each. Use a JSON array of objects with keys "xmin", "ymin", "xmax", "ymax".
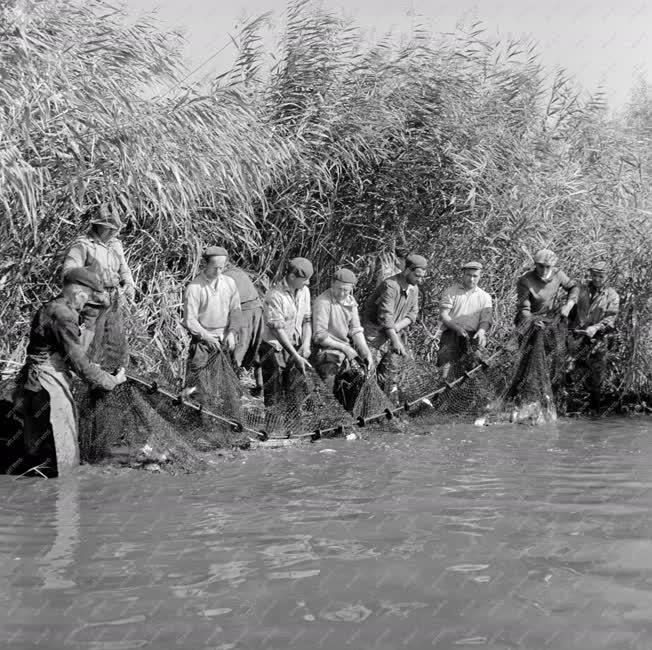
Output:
[
  {"xmin": 333, "ymin": 268, "xmax": 357, "ymax": 284},
  {"xmin": 589, "ymin": 260, "xmax": 608, "ymax": 272},
  {"xmin": 89, "ymin": 204, "xmax": 123, "ymax": 230},
  {"xmin": 203, "ymin": 246, "xmax": 228, "ymax": 258},
  {"xmin": 288, "ymin": 257, "xmax": 314, "ymax": 278},
  {"xmin": 533, "ymin": 249, "xmax": 557, "ymax": 265},
  {"xmin": 462, "ymin": 261, "xmax": 483, "ymax": 270},
  {"xmin": 406, "ymin": 253, "xmax": 428, "ymax": 270},
  {"xmin": 63, "ymin": 268, "xmax": 104, "ymax": 293}
]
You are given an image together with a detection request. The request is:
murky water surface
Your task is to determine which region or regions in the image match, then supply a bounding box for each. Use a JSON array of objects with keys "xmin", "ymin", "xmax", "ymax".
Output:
[{"xmin": 2, "ymin": 418, "xmax": 652, "ymax": 649}]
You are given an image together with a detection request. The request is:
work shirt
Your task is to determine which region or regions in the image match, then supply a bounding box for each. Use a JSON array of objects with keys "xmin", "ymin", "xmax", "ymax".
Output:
[
  {"xmin": 440, "ymin": 283, "xmax": 493, "ymax": 333},
  {"xmin": 313, "ymin": 289, "xmax": 364, "ymax": 347},
  {"xmin": 183, "ymin": 272, "xmax": 242, "ymax": 340},
  {"xmin": 62, "ymin": 232, "xmax": 134, "ymax": 290},
  {"xmin": 516, "ymin": 269, "xmax": 579, "ymax": 324},
  {"xmin": 362, "ymin": 273, "xmax": 419, "ymax": 348},
  {"xmin": 262, "ymin": 278, "xmax": 311, "ymax": 349},
  {"xmin": 573, "ymin": 283, "xmax": 620, "ymax": 331},
  {"xmin": 224, "ymin": 267, "xmax": 261, "ymax": 311},
  {"xmin": 20, "ymin": 296, "xmax": 119, "ymax": 392}
]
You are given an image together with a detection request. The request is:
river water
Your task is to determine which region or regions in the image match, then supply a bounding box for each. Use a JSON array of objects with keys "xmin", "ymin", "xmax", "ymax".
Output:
[{"xmin": 1, "ymin": 417, "xmax": 652, "ymax": 649}]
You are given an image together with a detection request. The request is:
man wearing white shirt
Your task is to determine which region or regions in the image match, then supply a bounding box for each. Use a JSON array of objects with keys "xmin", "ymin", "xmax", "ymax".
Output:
[
  {"xmin": 438, "ymin": 261, "xmax": 493, "ymax": 379},
  {"xmin": 183, "ymin": 246, "xmax": 242, "ymax": 395}
]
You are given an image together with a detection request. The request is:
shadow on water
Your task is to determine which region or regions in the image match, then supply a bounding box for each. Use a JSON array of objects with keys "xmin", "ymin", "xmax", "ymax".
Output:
[{"xmin": 1, "ymin": 417, "xmax": 652, "ymax": 649}]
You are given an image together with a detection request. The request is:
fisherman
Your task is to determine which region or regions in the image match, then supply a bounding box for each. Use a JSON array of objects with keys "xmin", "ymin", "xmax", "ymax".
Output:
[
  {"xmin": 12, "ymin": 269, "xmax": 126, "ymax": 476},
  {"xmin": 62, "ymin": 203, "xmax": 136, "ymax": 353},
  {"xmin": 515, "ymin": 248, "xmax": 579, "ymax": 326},
  {"xmin": 569, "ymin": 260, "xmax": 620, "ymax": 412},
  {"xmin": 259, "ymin": 257, "xmax": 313, "ymax": 410},
  {"xmin": 223, "ymin": 264, "xmax": 264, "ymax": 394},
  {"xmin": 363, "ymin": 253, "xmax": 427, "ymax": 357},
  {"xmin": 438, "ymin": 261, "xmax": 493, "ymax": 379},
  {"xmin": 183, "ymin": 246, "xmax": 242, "ymax": 398},
  {"xmin": 312, "ymin": 268, "xmax": 375, "ymax": 394}
]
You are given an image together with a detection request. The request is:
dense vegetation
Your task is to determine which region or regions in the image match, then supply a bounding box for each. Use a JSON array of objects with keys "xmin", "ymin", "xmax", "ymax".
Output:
[{"xmin": 1, "ymin": 0, "xmax": 651, "ymax": 410}]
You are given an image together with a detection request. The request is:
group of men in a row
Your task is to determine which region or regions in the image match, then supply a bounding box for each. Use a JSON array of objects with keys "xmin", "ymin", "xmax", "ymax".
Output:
[{"xmin": 13, "ymin": 204, "xmax": 620, "ymax": 473}]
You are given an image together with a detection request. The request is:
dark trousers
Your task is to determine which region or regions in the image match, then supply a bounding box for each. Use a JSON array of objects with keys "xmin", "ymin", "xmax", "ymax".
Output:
[
  {"xmin": 259, "ymin": 341, "xmax": 291, "ymax": 409},
  {"xmin": 15, "ymin": 388, "xmax": 56, "ymax": 469},
  {"xmin": 312, "ymin": 350, "xmax": 341, "ymax": 393},
  {"xmin": 437, "ymin": 329, "xmax": 477, "ymax": 379},
  {"xmin": 570, "ymin": 336, "xmax": 609, "ymax": 410},
  {"xmin": 233, "ymin": 304, "xmax": 263, "ymax": 369}
]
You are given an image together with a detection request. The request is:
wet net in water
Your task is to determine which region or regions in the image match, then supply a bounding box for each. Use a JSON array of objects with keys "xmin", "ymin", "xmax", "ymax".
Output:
[{"xmin": 4, "ymin": 302, "xmax": 590, "ymax": 473}]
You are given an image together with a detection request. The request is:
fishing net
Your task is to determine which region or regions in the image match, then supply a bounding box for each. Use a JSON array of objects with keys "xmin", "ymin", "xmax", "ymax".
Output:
[
  {"xmin": 78, "ymin": 382, "xmax": 206, "ymax": 472},
  {"xmin": 76, "ymin": 310, "xmax": 577, "ymax": 467},
  {"xmin": 256, "ymin": 365, "xmax": 356, "ymax": 438},
  {"xmin": 5, "ymin": 284, "xmax": 594, "ymax": 475}
]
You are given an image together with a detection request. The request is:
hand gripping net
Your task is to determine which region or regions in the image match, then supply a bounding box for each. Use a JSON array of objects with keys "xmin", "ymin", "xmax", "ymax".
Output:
[{"xmin": 8, "ymin": 296, "xmax": 580, "ymax": 474}]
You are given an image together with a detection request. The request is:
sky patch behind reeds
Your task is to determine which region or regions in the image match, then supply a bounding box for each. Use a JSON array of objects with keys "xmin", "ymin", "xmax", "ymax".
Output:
[{"xmin": 127, "ymin": 0, "xmax": 652, "ymax": 111}]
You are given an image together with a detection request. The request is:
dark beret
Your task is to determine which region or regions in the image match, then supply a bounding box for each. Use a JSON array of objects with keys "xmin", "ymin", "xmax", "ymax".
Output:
[
  {"xmin": 462, "ymin": 261, "xmax": 483, "ymax": 270},
  {"xmin": 406, "ymin": 254, "xmax": 428, "ymax": 270},
  {"xmin": 63, "ymin": 268, "xmax": 104, "ymax": 293},
  {"xmin": 203, "ymin": 246, "xmax": 229, "ymax": 259},
  {"xmin": 333, "ymin": 268, "xmax": 357, "ymax": 284},
  {"xmin": 288, "ymin": 257, "xmax": 314, "ymax": 279}
]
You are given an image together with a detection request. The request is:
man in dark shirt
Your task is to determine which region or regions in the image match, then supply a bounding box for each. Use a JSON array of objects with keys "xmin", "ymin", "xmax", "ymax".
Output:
[
  {"xmin": 363, "ymin": 253, "xmax": 427, "ymax": 357},
  {"xmin": 362, "ymin": 254, "xmax": 427, "ymax": 394},
  {"xmin": 515, "ymin": 248, "xmax": 579, "ymax": 327},
  {"xmin": 569, "ymin": 260, "xmax": 620, "ymax": 412},
  {"xmin": 13, "ymin": 269, "xmax": 126, "ymax": 476}
]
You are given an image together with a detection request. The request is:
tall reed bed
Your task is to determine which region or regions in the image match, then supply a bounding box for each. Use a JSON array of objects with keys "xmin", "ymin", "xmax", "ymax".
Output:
[{"xmin": 1, "ymin": 0, "xmax": 651, "ymax": 408}]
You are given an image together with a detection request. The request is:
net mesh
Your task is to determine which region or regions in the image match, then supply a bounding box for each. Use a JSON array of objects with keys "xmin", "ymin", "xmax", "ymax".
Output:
[{"xmin": 5, "ymin": 298, "xmax": 611, "ymax": 474}]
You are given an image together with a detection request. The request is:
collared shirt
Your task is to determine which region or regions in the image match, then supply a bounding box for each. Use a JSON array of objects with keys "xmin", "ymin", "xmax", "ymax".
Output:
[
  {"xmin": 224, "ymin": 267, "xmax": 261, "ymax": 311},
  {"xmin": 312, "ymin": 289, "xmax": 364, "ymax": 347},
  {"xmin": 62, "ymin": 232, "xmax": 134, "ymax": 289},
  {"xmin": 362, "ymin": 273, "xmax": 419, "ymax": 348},
  {"xmin": 262, "ymin": 278, "xmax": 311, "ymax": 348},
  {"xmin": 440, "ymin": 282, "xmax": 493, "ymax": 333},
  {"xmin": 20, "ymin": 296, "xmax": 119, "ymax": 392},
  {"xmin": 183, "ymin": 272, "xmax": 242, "ymax": 340},
  {"xmin": 516, "ymin": 268, "xmax": 579, "ymax": 324},
  {"xmin": 573, "ymin": 283, "xmax": 620, "ymax": 331}
]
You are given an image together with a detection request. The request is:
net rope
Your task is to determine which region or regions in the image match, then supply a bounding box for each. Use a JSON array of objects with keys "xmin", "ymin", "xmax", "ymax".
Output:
[{"xmin": 1, "ymin": 301, "xmax": 611, "ymax": 473}]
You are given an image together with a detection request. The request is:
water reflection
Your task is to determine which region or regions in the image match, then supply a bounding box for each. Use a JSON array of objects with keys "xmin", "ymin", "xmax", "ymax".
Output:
[
  {"xmin": 1, "ymin": 418, "xmax": 652, "ymax": 648},
  {"xmin": 40, "ymin": 477, "xmax": 80, "ymax": 590}
]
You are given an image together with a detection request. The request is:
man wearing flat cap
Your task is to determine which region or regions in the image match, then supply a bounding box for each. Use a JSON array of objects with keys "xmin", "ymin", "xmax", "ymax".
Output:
[
  {"xmin": 260, "ymin": 257, "xmax": 314, "ymax": 409},
  {"xmin": 12, "ymin": 269, "xmax": 126, "ymax": 476},
  {"xmin": 312, "ymin": 268, "xmax": 375, "ymax": 395},
  {"xmin": 569, "ymin": 260, "xmax": 620, "ymax": 411},
  {"xmin": 62, "ymin": 203, "xmax": 136, "ymax": 353},
  {"xmin": 515, "ymin": 248, "xmax": 579, "ymax": 327},
  {"xmin": 438, "ymin": 261, "xmax": 493, "ymax": 379},
  {"xmin": 183, "ymin": 246, "xmax": 242, "ymax": 395},
  {"xmin": 363, "ymin": 253, "xmax": 427, "ymax": 360}
]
